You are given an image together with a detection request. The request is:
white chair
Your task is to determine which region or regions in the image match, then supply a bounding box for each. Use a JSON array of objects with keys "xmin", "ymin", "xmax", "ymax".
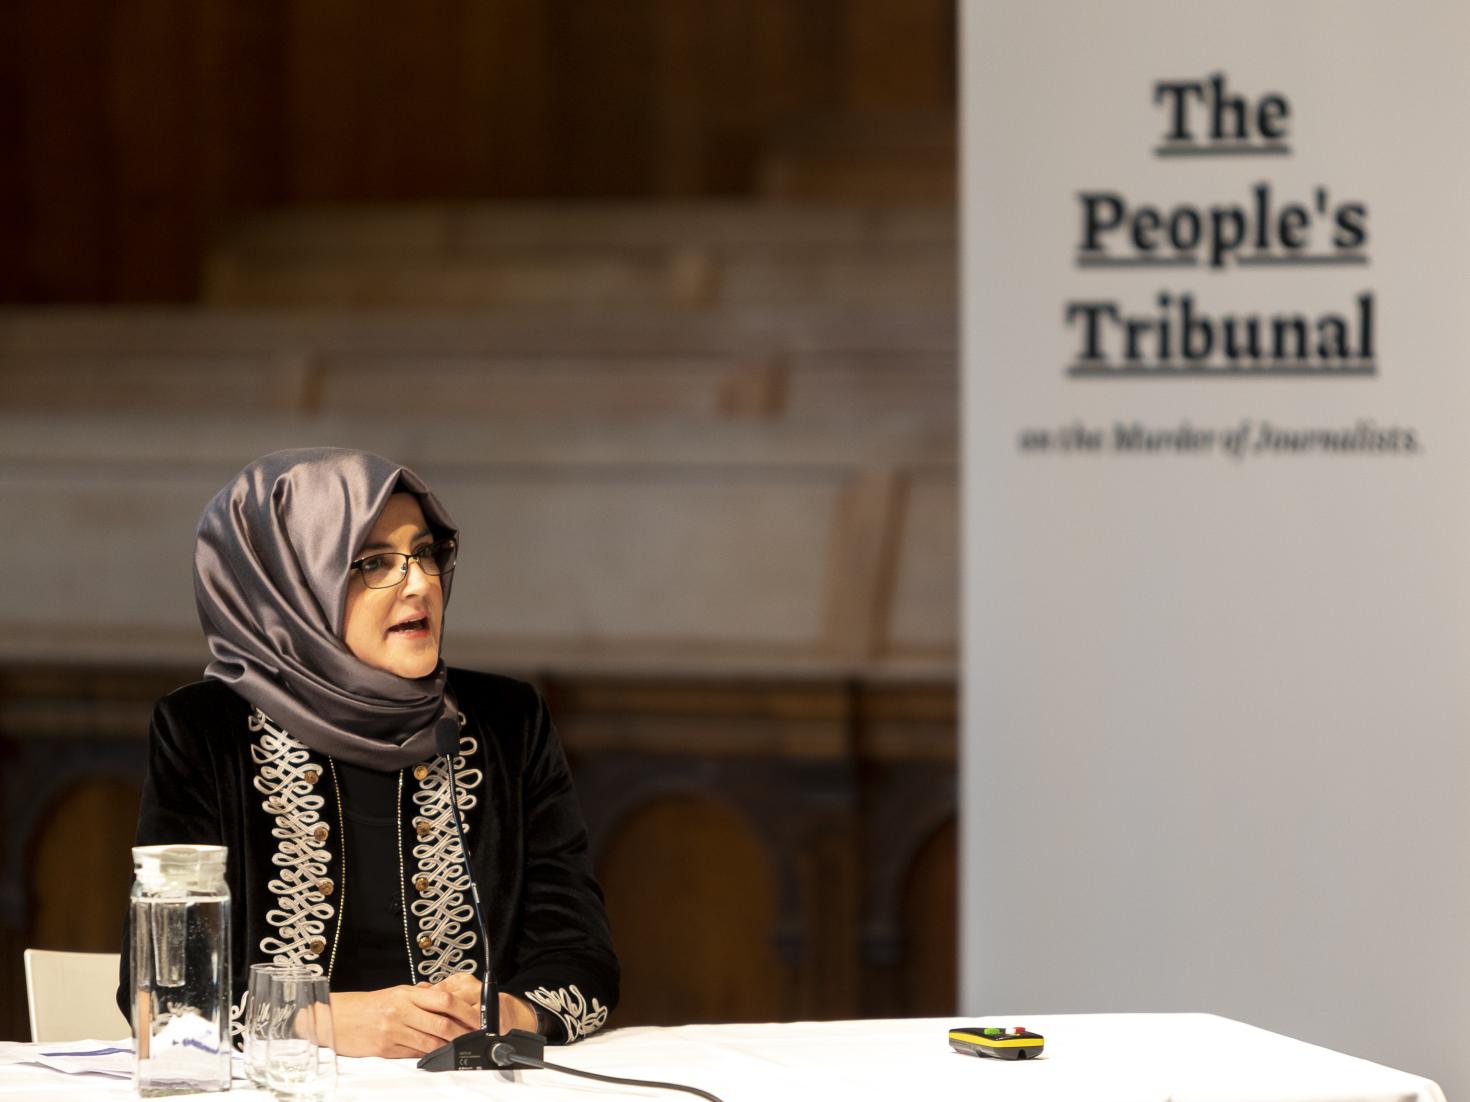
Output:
[{"xmin": 22, "ymin": 949, "xmax": 131, "ymax": 1042}]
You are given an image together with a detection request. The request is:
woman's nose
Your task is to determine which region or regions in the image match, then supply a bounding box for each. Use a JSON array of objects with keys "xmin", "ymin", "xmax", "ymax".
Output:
[{"xmin": 400, "ymin": 557, "xmax": 433, "ymax": 594}]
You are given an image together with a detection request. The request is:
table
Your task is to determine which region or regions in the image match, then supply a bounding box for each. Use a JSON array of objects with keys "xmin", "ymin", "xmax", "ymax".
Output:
[{"xmin": 0, "ymin": 1014, "xmax": 1447, "ymax": 1101}]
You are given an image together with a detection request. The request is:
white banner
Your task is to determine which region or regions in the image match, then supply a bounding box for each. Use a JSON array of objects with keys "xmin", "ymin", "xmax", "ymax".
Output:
[{"xmin": 961, "ymin": 2, "xmax": 1470, "ymax": 1094}]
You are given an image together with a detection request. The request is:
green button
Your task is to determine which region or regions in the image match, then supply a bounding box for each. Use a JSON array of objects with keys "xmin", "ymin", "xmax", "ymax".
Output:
[{"xmin": 983, "ymin": 1028, "xmax": 1003, "ymax": 1036}]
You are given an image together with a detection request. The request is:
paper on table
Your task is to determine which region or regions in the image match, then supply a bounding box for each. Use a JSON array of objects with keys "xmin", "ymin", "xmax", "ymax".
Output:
[
  {"xmin": 0, "ymin": 1041, "xmax": 251, "ymax": 1083},
  {"xmin": 0, "ymin": 1039, "xmax": 133, "ymax": 1079}
]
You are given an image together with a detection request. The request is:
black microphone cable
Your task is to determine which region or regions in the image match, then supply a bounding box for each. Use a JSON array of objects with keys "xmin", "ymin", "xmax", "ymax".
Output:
[{"xmin": 491, "ymin": 1044, "xmax": 727, "ymax": 1102}]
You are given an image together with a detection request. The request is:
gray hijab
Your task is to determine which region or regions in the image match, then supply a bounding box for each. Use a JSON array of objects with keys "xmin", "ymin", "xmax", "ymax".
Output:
[{"xmin": 194, "ymin": 447, "xmax": 461, "ymax": 770}]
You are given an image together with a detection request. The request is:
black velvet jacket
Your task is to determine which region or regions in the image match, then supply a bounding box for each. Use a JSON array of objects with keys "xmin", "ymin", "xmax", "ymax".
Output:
[{"xmin": 117, "ymin": 669, "xmax": 618, "ymax": 1044}]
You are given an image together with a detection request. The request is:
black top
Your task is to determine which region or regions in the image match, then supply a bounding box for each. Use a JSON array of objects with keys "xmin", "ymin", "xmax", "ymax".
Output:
[
  {"xmin": 332, "ymin": 760, "xmax": 414, "ymax": 991},
  {"xmin": 117, "ymin": 668, "xmax": 619, "ymax": 1045}
]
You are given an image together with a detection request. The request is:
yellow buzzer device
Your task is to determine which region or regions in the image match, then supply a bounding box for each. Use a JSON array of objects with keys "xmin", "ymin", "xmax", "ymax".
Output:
[{"xmin": 948, "ymin": 1025, "xmax": 1045, "ymax": 1060}]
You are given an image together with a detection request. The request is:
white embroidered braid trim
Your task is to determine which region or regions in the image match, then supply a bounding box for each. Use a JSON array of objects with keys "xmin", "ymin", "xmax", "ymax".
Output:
[
  {"xmin": 525, "ymin": 984, "xmax": 609, "ymax": 1042},
  {"xmin": 409, "ymin": 727, "xmax": 483, "ymax": 982},
  {"xmin": 249, "ymin": 710, "xmax": 332, "ymax": 976},
  {"xmin": 229, "ymin": 993, "xmax": 248, "ymax": 1043}
]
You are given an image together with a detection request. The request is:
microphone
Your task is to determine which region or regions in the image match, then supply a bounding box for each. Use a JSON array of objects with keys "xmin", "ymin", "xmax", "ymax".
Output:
[{"xmin": 417, "ymin": 756, "xmax": 546, "ymax": 1073}]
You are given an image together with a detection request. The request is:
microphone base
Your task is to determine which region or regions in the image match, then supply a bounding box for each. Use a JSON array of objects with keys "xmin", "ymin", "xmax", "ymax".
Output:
[{"xmin": 417, "ymin": 1028, "xmax": 546, "ymax": 1073}]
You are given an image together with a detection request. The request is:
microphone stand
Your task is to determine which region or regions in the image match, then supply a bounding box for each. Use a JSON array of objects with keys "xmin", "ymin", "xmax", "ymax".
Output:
[{"xmin": 417, "ymin": 758, "xmax": 546, "ymax": 1073}]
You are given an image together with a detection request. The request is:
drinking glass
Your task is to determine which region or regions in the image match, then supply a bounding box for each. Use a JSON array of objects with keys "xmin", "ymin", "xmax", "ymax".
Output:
[
  {"xmin": 245, "ymin": 963, "xmax": 311, "ymax": 1088},
  {"xmin": 263, "ymin": 972, "xmax": 336, "ymax": 1101}
]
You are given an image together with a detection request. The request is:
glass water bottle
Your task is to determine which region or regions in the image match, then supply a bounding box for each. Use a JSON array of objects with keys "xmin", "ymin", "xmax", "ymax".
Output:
[{"xmin": 129, "ymin": 844, "xmax": 232, "ymax": 1096}]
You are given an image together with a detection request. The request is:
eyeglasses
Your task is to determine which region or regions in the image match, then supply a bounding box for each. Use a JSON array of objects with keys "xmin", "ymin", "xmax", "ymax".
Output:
[{"xmin": 350, "ymin": 538, "xmax": 457, "ymax": 589}]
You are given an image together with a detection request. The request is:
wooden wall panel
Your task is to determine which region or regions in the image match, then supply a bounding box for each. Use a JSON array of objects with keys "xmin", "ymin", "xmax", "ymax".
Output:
[
  {"xmin": 0, "ymin": 3, "xmax": 29, "ymax": 303},
  {"xmin": 283, "ymin": 0, "xmax": 373, "ymax": 202},
  {"xmin": 651, "ymin": 0, "xmax": 799, "ymax": 195},
  {"xmin": 459, "ymin": 3, "xmax": 553, "ymax": 196},
  {"xmin": 598, "ymin": 796, "xmax": 784, "ymax": 1025},
  {"xmin": 106, "ymin": 0, "xmax": 203, "ymax": 301},
  {"xmin": 901, "ymin": 819, "xmax": 956, "ymax": 1016},
  {"xmin": 193, "ymin": 0, "xmax": 289, "ymax": 216},
  {"xmin": 0, "ymin": 0, "xmax": 956, "ymax": 302},
  {"xmin": 786, "ymin": 0, "xmax": 849, "ymax": 114},
  {"xmin": 546, "ymin": 2, "xmax": 662, "ymax": 197},
  {"xmin": 28, "ymin": 778, "xmax": 141, "ymax": 954},
  {"xmin": 0, "ymin": 663, "xmax": 194, "ymax": 1041},
  {"xmin": 18, "ymin": 0, "xmax": 112, "ymax": 301},
  {"xmin": 847, "ymin": 0, "xmax": 956, "ymax": 114}
]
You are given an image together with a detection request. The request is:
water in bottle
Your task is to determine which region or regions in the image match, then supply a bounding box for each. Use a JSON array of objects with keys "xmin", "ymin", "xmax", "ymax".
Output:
[{"xmin": 130, "ymin": 844, "xmax": 231, "ymax": 1096}]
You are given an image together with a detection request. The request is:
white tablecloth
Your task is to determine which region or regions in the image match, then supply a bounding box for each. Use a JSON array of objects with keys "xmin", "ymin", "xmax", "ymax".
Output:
[{"xmin": 0, "ymin": 1014, "xmax": 1447, "ymax": 1102}]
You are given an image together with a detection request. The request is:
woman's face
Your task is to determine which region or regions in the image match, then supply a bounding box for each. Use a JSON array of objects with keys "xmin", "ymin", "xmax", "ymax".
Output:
[{"xmin": 341, "ymin": 493, "xmax": 444, "ymax": 679}]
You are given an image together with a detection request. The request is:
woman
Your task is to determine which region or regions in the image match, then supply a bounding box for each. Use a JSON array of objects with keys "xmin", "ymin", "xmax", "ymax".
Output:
[{"xmin": 117, "ymin": 448, "xmax": 618, "ymax": 1057}]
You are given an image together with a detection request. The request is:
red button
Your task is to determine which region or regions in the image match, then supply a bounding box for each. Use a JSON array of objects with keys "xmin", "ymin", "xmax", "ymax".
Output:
[{"xmin": 1013, "ymin": 1027, "xmax": 1026, "ymax": 1034}]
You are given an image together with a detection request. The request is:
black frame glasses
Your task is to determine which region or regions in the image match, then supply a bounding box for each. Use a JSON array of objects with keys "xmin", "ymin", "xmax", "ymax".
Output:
[{"xmin": 350, "ymin": 538, "xmax": 457, "ymax": 589}]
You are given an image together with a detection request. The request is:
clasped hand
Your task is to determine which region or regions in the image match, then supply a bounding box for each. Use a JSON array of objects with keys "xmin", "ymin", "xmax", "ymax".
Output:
[{"xmin": 332, "ymin": 974, "xmax": 540, "ymax": 1058}]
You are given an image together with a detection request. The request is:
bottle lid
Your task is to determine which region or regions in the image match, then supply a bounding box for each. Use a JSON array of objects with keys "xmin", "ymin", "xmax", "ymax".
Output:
[{"xmin": 132, "ymin": 844, "xmax": 228, "ymax": 890}]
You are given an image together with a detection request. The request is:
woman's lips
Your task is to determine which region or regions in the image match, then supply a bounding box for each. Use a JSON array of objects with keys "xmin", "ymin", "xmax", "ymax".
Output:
[{"xmin": 388, "ymin": 616, "xmax": 431, "ymax": 637}]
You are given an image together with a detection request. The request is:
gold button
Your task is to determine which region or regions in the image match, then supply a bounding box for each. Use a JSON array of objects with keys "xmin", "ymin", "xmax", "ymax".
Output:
[
  {"xmin": 318, "ymin": 879, "xmax": 334, "ymax": 897},
  {"xmin": 418, "ymin": 935, "xmax": 433, "ymax": 951},
  {"xmin": 413, "ymin": 764, "xmax": 430, "ymax": 781},
  {"xmin": 308, "ymin": 938, "xmax": 325, "ymax": 956},
  {"xmin": 415, "ymin": 819, "xmax": 431, "ymax": 837},
  {"xmin": 304, "ymin": 769, "xmax": 320, "ymax": 785},
  {"xmin": 313, "ymin": 825, "xmax": 329, "ymax": 843},
  {"xmin": 414, "ymin": 876, "xmax": 429, "ymax": 893}
]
